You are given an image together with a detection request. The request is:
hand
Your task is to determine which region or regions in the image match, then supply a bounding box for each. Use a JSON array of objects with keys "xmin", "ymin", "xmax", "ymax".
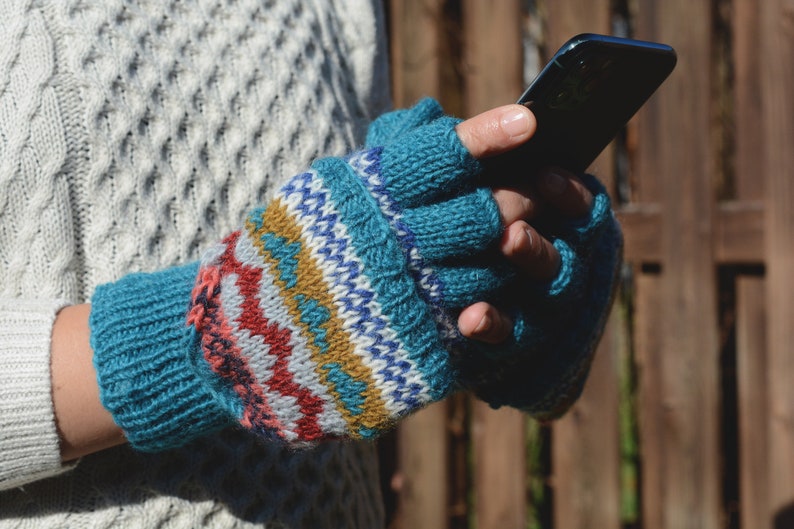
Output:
[
  {"xmin": 88, "ymin": 98, "xmax": 620, "ymax": 451},
  {"xmin": 453, "ymin": 105, "xmax": 596, "ymax": 343}
]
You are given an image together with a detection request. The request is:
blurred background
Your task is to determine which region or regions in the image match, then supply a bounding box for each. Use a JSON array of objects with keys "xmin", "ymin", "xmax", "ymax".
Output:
[{"xmin": 378, "ymin": 1, "xmax": 794, "ymax": 528}]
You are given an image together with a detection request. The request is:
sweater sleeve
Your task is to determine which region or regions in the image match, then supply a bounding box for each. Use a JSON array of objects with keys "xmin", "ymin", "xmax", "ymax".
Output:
[{"xmin": 0, "ymin": 299, "xmax": 77, "ymax": 491}]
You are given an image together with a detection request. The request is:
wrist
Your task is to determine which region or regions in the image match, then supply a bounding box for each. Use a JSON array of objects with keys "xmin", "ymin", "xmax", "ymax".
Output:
[{"xmin": 51, "ymin": 304, "xmax": 126, "ymax": 461}]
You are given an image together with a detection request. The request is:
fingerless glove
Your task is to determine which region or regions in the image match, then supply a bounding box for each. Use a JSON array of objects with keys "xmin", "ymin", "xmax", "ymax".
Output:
[
  {"xmin": 90, "ymin": 98, "xmax": 621, "ymax": 451},
  {"xmin": 451, "ymin": 173, "xmax": 622, "ymax": 420}
]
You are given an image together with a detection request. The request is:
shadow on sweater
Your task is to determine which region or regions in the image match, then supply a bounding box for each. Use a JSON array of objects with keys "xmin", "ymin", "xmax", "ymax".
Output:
[{"xmin": 1, "ymin": 428, "xmax": 384, "ymax": 528}]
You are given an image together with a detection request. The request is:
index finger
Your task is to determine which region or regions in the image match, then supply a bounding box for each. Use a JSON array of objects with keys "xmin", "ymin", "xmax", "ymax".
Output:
[{"xmin": 455, "ymin": 105, "xmax": 536, "ymax": 159}]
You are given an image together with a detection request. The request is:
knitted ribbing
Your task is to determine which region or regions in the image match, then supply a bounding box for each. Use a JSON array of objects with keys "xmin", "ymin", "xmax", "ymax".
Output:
[
  {"xmin": 0, "ymin": 0, "xmax": 389, "ymax": 526},
  {"xmin": 0, "ymin": 300, "xmax": 75, "ymax": 490},
  {"xmin": 92, "ymin": 100, "xmax": 508, "ymax": 449}
]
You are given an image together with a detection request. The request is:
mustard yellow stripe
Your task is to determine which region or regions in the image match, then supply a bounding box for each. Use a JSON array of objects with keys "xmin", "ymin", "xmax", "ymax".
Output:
[{"xmin": 246, "ymin": 199, "xmax": 390, "ymax": 435}]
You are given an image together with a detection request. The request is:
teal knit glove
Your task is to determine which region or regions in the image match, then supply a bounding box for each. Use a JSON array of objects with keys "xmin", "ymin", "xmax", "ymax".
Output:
[
  {"xmin": 90, "ymin": 98, "xmax": 621, "ymax": 452},
  {"xmin": 368, "ymin": 99, "xmax": 623, "ymax": 420},
  {"xmin": 451, "ymin": 173, "xmax": 622, "ymax": 420},
  {"xmin": 90, "ymin": 98, "xmax": 509, "ymax": 450}
]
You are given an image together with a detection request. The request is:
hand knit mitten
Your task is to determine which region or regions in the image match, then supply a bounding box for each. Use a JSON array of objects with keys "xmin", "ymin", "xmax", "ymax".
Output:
[
  {"xmin": 90, "ymin": 98, "xmax": 511, "ymax": 451},
  {"xmin": 452, "ymin": 173, "xmax": 622, "ymax": 420}
]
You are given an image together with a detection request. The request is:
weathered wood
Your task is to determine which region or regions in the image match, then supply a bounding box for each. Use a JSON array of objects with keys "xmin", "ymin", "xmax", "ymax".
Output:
[
  {"xmin": 461, "ymin": 1, "xmax": 526, "ymax": 527},
  {"xmin": 618, "ymin": 202, "xmax": 764, "ymax": 264},
  {"xmin": 396, "ymin": 402, "xmax": 450, "ymax": 529},
  {"xmin": 635, "ymin": 2, "xmax": 722, "ymax": 528},
  {"xmin": 383, "ymin": 2, "xmax": 782, "ymax": 528},
  {"xmin": 736, "ymin": 276, "xmax": 769, "ymax": 528},
  {"xmin": 760, "ymin": 0, "xmax": 794, "ymax": 523},
  {"xmin": 634, "ymin": 271, "xmax": 664, "ymax": 529},
  {"xmin": 543, "ymin": 3, "xmax": 621, "ymax": 529},
  {"xmin": 471, "ymin": 405, "xmax": 527, "ymax": 529},
  {"xmin": 388, "ymin": 2, "xmax": 450, "ymax": 527},
  {"xmin": 552, "ymin": 307, "xmax": 622, "ymax": 529},
  {"xmin": 461, "ymin": 0, "xmax": 523, "ymax": 114},
  {"xmin": 388, "ymin": 0, "xmax": 446, "ymax": 106},
  {"xmin": 732, "ymin": 2, "xmax": 769, "ymax": 526},
  {"xmin": 733, "ymin": 0, "xmax": 764, "ymax": 201}
]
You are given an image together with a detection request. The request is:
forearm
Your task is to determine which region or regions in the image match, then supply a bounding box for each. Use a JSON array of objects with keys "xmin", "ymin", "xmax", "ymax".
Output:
[{"xmin": 51, "ymin": 304, "xmax": 126, "ymax": 461}]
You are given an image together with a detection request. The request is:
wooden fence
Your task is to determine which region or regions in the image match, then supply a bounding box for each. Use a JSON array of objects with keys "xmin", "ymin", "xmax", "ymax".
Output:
[{"xmin": 380, "ymin": 0, "xmax": 794, "ymax": 528}]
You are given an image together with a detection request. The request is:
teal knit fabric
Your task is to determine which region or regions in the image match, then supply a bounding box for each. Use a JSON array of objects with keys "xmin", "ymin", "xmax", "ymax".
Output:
[
  {"xmin": 451, "ymin": 174, "xmax": 623, "ymax": 419},
  {"xmin": 90, "ymin": 98, "xmax": 621, "ymax": 451}
]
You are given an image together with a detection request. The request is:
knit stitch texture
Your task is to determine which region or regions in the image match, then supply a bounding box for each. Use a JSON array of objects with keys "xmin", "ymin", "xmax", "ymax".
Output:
[
  {"xmin": 0, "ymin": 0, "xmax": 388, "ymax": 526},
  {"xmin": 91, "ymin": 99, "xmax": 510, "ymax": 450}
]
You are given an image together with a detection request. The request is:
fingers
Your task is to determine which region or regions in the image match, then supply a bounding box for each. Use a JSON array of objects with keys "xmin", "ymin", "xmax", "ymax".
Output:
[
  {"xmin": 492, "ymin": 185, "xmax": 542, "ymax": 226},
  {"xmin": 536, "ymin": 168, "xmax": 593, "ymax": 217},
  {"xmin": 455, "ymin": 105, "xmax": 536, "ymax": 159},
  {"xmin": 490, "ymin": 168, "xmax": 592, "ymax": 284},
  {"xmin": 501, "ymin": 221, "xmax": 560, "ymax": 280},
  {"xmin": 454, "ymin": 106, "xmax": 598, "ymax": 345},
  {"xmin": 458, "ymin": 302, "xmax": 513, "ymax": 343}
]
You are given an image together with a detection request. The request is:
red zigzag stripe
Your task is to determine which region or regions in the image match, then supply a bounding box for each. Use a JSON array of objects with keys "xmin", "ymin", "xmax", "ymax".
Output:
[{"xmin": 217, "ymin": 231, "xmax": 326, "ymax": 440}]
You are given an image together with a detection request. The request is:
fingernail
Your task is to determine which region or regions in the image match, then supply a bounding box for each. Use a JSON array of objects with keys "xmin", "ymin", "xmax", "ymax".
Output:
[
  {"xmin": 516, "ymin": 226, "xmax": 534, "ymax": 256},
  {"xmin": 500, "ymin": 108, "xmax": 531, "ymax": 139},
  {"xmin": 472, "ymin": 312, "xmax": 492, "ymax": 336},
  {"xmin": 541, "ymin": 170, "xmax": 567, "ymax": 196}
]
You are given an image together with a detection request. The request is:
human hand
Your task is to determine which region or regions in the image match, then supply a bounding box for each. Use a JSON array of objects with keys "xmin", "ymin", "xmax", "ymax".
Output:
[
  {"xmin": 447, "ymin": 105, "xmax": 622, "ymax": 419},
  {"xmin": 453, "ymin": 105, "xmax": 595, "ymax": 343},
  {"xmin": 89, "ymin": 98, "xmax": 620, "ymax": 452}
]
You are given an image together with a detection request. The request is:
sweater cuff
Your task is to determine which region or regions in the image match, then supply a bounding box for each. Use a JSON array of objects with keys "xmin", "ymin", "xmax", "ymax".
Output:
[
  {"xmin": 0, "ymin": 299, "xmax": 76, "ymax": 490},
  {"xmin": 90, "ymin": 263, "xmax": 233, "ymax": 452}
]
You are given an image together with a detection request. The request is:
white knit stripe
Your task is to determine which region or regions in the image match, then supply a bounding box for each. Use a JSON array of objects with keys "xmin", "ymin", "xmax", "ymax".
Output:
[
  {"xmin": 349, "ymin": 150, "xmax": 461, "ymax": 344},
  {"xmin": 229, "ymin": 233, "xmax": 349, "ymax": 436},
  {"xmin": 217, "ymin": 272, "xmax": 303, "ymax": 440},
  {"xmin": 279, "ymin": 172, "xmax": 434, "ymax": 416}
]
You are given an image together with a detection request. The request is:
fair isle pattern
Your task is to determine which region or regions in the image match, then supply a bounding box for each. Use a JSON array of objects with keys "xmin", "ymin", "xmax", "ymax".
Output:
[
  {"xmin": 188, "ymin": 168, "xmax": 441, "ymax": 441},
  {"xmin": 220, "ymin": 233, "xmax": 349, "ymax": 438},
  {"xmin": 347, "ymin": 149, "xmax": 463, "ymax": 348},
  {"xmin": 278, "ymin": 170, "xmax": 435, "ymax": 414}
]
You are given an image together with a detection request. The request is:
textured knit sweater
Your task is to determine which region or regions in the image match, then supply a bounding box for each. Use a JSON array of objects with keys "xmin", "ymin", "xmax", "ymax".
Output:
[{"xmin": 0, "ymin": 0, "xmax": 389, "ymax": 527}]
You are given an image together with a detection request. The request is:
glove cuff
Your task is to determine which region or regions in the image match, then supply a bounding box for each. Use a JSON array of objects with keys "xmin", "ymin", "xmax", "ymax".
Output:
[{"xmin": 90, "ymin": 262, "xmax": 233, "ymax": 452}]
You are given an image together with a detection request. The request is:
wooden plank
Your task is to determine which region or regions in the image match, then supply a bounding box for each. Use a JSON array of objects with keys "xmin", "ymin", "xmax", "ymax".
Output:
[
  {"xmin": 634, "ymin": 2, "xmax": 722, "ymax": 528},
  {"xmin": 388, "ymin": 2, "xmax": 450, "ymax": 527},
  {"xmin": 634, "ymin": 271, "xmax": 664, "ymax": 529},
  {"xmin": 552, "ymin": 306, "xmax": 622, "ymax": 529},
  {"xmin": 388, "ymin": 0, "xmax": 445, "ymax": 105},
  {"xmin": 542, "ymin": 3, "xmax": 621, "ymax": 529},
  {"xmin": 715, "ymin": 201, "xmax": 765, "ymax": 264},
  {"xmin": 760, "ymin": 0, "xmax": 794, "ymax": 524},
  {"xmin": 461, "ymin": 0, "xmax": 523, "ymax": 114},
  {"xmin": 460, "ymin": 1, "xmax": 526, "ymax": 528},
  {"xmin": 471, "ymin": 406, "xmax": 528, "ymax": 529},
  {"xmin": 736, "ymin": 276, "xmax": 769, "ymax": 527},
  {"xmin": 618, "ymin": 202, "xmax": 764, "ymax": 265},
  {"xmin": 396, "ymin": 402, "xmax": 449, "ymax": 529},
  {"xmin": 733, "ymin": 0, "xmax": 763, "ymax": 201}
]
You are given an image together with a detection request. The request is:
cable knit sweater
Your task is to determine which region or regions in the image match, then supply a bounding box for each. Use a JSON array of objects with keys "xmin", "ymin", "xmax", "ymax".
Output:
[{"xmin": 0, "ymin": 0, "xmax": 389, "ymax": 527}]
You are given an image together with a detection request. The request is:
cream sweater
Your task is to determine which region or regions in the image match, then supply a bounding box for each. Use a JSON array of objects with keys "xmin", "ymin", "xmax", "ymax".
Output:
[{"xmin": 0, "ymin": 0, "xmax": 389, "ymax": 526}]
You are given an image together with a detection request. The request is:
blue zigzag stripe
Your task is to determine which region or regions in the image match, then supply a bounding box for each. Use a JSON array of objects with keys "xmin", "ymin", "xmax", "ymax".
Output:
[
  {"xmin": 280, "ymin": 171, "xmax": 429, "ymax": 411},
  {"xmin": 347, "ymin": 149, "xmax": 464, "ymax": 349}
]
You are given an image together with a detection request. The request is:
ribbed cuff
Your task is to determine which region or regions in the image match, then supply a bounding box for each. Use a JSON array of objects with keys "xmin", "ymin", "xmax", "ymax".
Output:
[
  {"xmin": 0, "ymin": 299, "xmax": 75, "ymax": 490},
  {"xmin": 90, "ymin": 263, "xmax": 233, "ymax": 452}
]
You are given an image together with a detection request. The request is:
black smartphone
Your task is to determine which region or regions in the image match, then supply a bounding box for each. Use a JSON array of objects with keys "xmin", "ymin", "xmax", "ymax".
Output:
[{"xmin": 514, "ymin": 33, "xmax": 677, "ymax": 174}]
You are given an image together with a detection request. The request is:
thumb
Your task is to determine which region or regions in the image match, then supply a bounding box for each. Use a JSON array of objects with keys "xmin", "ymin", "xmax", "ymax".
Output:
[{"xmin": 455, "ymin": 104, "xmax": 536, "ymax": 159}]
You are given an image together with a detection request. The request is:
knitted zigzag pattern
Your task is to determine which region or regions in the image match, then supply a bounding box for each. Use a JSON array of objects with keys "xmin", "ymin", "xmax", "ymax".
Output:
[
  {"xmin": 91, "ymin": 98, "xmax": 622, "ymax": 452},
  {"xmin": 186, "ymin": 121, "xmax": 497, "ymax": 442}
]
